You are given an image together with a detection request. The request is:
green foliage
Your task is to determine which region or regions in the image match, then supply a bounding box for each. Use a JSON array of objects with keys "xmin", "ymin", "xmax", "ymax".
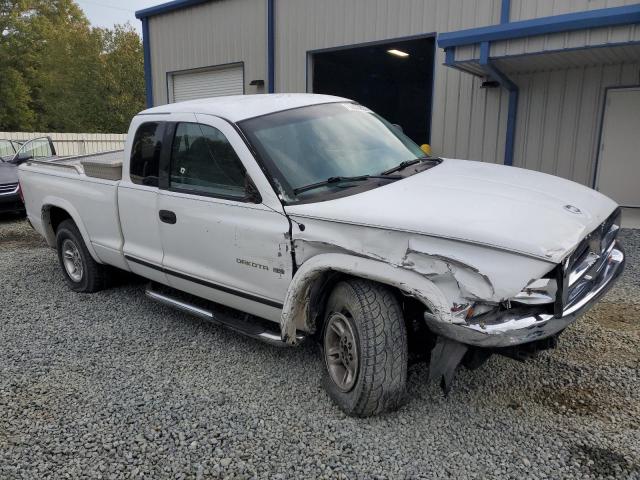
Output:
[
  {"xmin": 0, "ymin": 0, "xmax": 145, "ymax": 133},
  {"xmin": 97, "ymin": 25, "xmax": 146, "ymax": 133},
  {"xmin": 0, "ymin": 67, "xmax": 34, "ymax": 130}
]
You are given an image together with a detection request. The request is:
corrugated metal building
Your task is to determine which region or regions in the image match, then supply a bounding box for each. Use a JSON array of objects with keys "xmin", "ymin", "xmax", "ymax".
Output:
[{"xmin": 136, "ymin": 0, "xmax": 640, "ymax": 207}]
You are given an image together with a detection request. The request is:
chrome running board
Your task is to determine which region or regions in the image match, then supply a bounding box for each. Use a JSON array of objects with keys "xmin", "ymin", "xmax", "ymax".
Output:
[
  {"xmin": 145, "ymin": 286, "xmax": 303, "ymax": 347},
  {"xmin": 146, "ymin": 288, "xmax": 213, "ymax": 320}
]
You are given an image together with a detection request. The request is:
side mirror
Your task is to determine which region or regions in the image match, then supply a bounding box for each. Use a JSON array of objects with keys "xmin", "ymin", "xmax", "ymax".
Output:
[{"xmin": 392, "ymin": 124, "xmax": 404, "ymax": 133}]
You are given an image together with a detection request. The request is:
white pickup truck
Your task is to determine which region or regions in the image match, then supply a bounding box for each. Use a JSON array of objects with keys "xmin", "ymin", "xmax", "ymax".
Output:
[{"xmin": 19, "ymin": 94, "xmax": 625, "ymax": 416}]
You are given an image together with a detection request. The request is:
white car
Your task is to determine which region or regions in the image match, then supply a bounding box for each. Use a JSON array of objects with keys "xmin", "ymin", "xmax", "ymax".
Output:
[{"xmin": 19, "ymin": 94, "xmax": 625, "ymax": 416}]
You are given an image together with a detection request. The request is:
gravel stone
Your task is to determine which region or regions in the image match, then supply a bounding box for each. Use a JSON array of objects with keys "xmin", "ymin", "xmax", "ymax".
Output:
[{"xmin": 1, "ymin": 217, "xmax": 639, "ymax": 479}]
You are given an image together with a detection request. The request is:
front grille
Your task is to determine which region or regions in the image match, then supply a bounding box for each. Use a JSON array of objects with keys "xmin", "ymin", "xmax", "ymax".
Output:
[
  {"xmin": 561, "ymin": 209, "xmax": 621, "ymax": 310},
  {"xmin": 0, "ymin": 182, "xmax": 18, "ymax": 195}
]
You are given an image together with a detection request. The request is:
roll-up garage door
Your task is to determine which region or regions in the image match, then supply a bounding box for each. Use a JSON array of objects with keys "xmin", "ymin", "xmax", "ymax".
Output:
[{"xmin": 171, "ymin": 65, "xmax": 244, "ymax": 103}]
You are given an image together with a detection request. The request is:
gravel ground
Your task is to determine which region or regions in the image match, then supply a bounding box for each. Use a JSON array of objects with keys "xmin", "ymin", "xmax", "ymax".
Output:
[{"xmin": 0, "ymin": 216, "xmax": 638, "ymax": 479}]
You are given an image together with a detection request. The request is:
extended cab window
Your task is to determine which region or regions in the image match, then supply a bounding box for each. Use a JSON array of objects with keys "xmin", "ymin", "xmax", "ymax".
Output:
[
  {"xmin": 130, "ymin": 122, "xmax": 163, "ymax": 186},
  {"xmin": 170, "ymin": 123, "xmax": 247, "ymax": 199}
]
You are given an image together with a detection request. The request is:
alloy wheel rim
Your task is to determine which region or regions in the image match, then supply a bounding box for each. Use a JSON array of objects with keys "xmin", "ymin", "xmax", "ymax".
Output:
[
  {"xmin": 324, "ymin": 311, "xmax": 359, "ymax": 392},
  {"xmin": 62, "ymin": 239, "xmax": 83, "ymax": 282}
]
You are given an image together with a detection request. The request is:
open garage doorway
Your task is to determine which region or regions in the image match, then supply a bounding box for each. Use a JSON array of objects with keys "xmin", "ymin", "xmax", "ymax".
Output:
[{"xmin": 309, "ymin": 35, "xmax": 435, "ymax": 146}]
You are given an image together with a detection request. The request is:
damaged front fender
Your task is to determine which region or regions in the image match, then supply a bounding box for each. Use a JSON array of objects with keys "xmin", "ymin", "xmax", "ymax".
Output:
[
  {"xmin": 280, "ymin": 253, "xmax": 453, "ymax": 344},
  {"xmin": 280, "ymin": 218, "xmax": 557, "ymax": 344}
]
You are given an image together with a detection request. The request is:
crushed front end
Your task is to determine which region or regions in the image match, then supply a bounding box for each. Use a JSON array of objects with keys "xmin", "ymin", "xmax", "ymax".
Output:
[{"xmin": 424, "ymin": 209, "xmax": 625, "ymax": 390}]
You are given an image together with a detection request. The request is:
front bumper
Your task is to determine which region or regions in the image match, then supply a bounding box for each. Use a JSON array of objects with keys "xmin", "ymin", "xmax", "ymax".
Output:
[{"xmin": 424, "ymin": 242, "xmax": 625, "ymax": 348}]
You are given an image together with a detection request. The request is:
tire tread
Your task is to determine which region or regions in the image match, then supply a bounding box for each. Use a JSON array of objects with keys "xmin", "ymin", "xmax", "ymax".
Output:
[
  {"xmin": 323, "ymin": 279, "xmax": 407, "ymax": 417},
  {"xmin": 56, "ymin": 220, "xmax": 110, "ymax": 293}
]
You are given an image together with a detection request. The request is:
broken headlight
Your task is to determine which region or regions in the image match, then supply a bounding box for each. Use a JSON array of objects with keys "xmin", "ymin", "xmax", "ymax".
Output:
[
  {"xmin": 451, "ymin": 302, "xmax": 497, "ymax": 321},
  {"xmin": 511, "ymin": 278, "xmax": 557, "ymax": 305}
]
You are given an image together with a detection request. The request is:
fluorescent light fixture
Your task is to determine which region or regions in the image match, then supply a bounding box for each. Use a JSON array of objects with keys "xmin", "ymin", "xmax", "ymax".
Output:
[{"xmin": 387, "ymin": 49, "xmax": 409, "ymax": 57}]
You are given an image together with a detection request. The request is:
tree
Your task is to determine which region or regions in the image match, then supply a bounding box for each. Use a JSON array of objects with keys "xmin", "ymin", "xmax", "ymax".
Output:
[
  {"xmin": 96, "ymin": 24, "xmax": 146, "ymax": 133},
  {"xmin": 0, "ymin": 0, "xmax": 145, "ymax": 133},
  {"xmin": 0, "ymin": 0, "xmax": 37, "ymax": 130}
]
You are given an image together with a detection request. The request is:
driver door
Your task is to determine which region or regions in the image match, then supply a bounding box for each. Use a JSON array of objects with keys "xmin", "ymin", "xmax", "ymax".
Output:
[{"xmin": 157, "ymin": 114, "xmax": 292, "ymax": 322}]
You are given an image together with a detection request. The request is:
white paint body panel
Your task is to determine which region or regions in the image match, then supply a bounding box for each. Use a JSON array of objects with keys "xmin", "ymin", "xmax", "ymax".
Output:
[
  {"xmin": 158, "ymin": 191, "xmax": 290, "ymax": 322},
  {"xmin": 156, "ymin": 115, "xmax": 291, "ymax": 322},
  {"xmin": 18, "ymin": 95, "xmax": 620, "ymax": 337},
  {"xmin": 117, "ymin": 114, "xmax": 170, "ymax": 284},
  {"xmin": 286, "ymin": 158, "xmax": 618, "ymax": 264},
  {"xmin": 118, "ymin": 183, "xmax": 167, "ymax": 284},
  {"xmin": 142, "ymin": 93, "xmax": 348, "ymax": 123},
  {"xmin": 18, "ymin": 167, "xmax": 126, "ymax": 269}
]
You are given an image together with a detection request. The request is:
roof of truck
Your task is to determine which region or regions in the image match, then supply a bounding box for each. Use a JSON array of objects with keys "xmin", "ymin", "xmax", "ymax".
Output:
[{"xmin": 139, "ymin": 93, "xmax": 350, "ymax": 123}]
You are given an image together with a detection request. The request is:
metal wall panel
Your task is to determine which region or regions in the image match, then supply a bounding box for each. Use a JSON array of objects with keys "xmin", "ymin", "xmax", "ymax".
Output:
[
  {"xmin": 512, "ymin": 62, "xmax": 640, "ymax": 185},
  {"xmin": 147, "ymin": 0, "xmax": 266, "ymax": 106},
  {"xmin": 144, "ymin": 0, "xmax": 640, "ymax": 186},
  {"xmin": 509, "ymin": 0, "xmax": 639, "ymax": 22},
  {"xmin": 274, "ymin": 0, "xmax": 504, "ymax": 163},
  {"xmin": 493, "ymin": 45, "xmax": 640, "ymax": 73},
  {"xmin": 491, "ymin": 24, "xmax": 640, "ymax": 58},
  {"xmin": 170, "ymin": 64, "xmax": 244, "ymax": 102}
]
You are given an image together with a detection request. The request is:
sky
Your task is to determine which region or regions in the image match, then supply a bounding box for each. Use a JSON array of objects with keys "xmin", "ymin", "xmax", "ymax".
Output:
[{"xmin": 76, "ymin": 0, "xmax": 162, "ymax": 34}]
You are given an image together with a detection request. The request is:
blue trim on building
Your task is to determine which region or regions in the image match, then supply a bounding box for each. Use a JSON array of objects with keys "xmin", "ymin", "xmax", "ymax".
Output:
[
  {"xmin": 503, "ymin": 89, "xmax": 518, "ymax": 167},
  {"xmin": 479, "ymin": 42, "xmax": 490, "ymax": 66},
  {"xmin": 141, "ymin": 17, "xmax": 154, "ymax": 108},
  {"xmin": 439, "ymin": 3, "xmax": 640, "ymax": 168},
  {"xmin": 500, "ymin": 0, "xmax": 510, "ymax": 24},
  {"xmin": 267, "ymin": 0, "xmax": 275, "ymax": 93},
  {"xmin": 444, "ymin": 47, "xmax": 455, "ymax": 66},
  {"xmin": 438, "ymin": 4, "xmax": 640, "ymax": 48},
  {"xmin": 136, "ymin": 0, "xmax": 210, "ymax": 19},
  {"xmin": 478, "ymin": 41, "xmax": 518, "ymax": 167}
]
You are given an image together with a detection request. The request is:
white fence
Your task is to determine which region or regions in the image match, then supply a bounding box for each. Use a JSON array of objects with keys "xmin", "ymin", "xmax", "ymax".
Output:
[{"xmin": 0, "ymin": 131, "xmax": 127, "ymax": 156}]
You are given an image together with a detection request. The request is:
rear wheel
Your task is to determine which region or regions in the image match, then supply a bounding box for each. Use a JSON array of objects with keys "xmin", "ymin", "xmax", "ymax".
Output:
[
  {"xmin": 55, "ymin": 220, "xmax": 109, "ymax": 292},
  {"xmin": 321, "ymin": 279, "xmax": 407, "ymax": 417}
]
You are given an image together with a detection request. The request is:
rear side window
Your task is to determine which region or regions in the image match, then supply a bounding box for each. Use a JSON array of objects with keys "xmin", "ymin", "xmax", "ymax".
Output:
[
  {"xmin": 170, "ymin": 122, "xmax": 247, "ymax": 199},
  {"xmin": 130, "ymin": 122, "xmax": 163, "ymax": 186}
]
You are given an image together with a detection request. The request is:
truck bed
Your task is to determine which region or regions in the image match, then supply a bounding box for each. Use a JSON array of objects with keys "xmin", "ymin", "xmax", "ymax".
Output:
[
  {"xmin": 27, "ymin": 150, "xmax": 123, "ymax": 181},
  {"xmin": 18, "ymin": 150, "xmax": 128, "ymax": 271}
]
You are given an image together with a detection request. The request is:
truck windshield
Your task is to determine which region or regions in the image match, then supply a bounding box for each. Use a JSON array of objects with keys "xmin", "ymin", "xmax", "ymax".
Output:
[{"xmin": 239, "ymin": 102, "xmax": 429, "ymax": 201}]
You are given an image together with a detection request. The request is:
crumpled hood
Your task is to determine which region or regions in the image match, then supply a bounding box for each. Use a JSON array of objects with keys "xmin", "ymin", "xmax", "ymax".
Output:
[
  {"xmin": 0, "ymin": 161, "xmax": 18, "ymax": 185},
  {"xmin": 285, "ymin": 159, "xmax": 618, "ymax": 263}
]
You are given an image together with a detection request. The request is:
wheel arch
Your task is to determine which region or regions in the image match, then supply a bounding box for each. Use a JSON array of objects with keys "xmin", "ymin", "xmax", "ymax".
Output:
[
  {"xmin": 41, "ymin": 198, "xmax": 101, "ymax": 263},
  {"xmin": 280, "ymin": 253, "xmax": 452, "ymax": 344}
]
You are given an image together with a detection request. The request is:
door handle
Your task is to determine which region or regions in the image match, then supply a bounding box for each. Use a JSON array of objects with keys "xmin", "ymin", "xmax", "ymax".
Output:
[{"xmin": 159, "ymin": 210, "xmax": 177, "ymax": 224}]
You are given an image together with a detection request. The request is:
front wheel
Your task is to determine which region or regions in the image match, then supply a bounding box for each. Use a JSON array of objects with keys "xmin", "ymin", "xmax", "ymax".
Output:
[{"xmin": 322, "ymin": 279, "xmax": 407, "ymax": 417}]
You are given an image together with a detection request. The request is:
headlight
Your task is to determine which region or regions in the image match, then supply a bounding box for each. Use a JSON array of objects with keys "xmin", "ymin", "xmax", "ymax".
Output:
[{"xmin": 511, "ymin": 278, "xmax": 557, "ymax": 305}]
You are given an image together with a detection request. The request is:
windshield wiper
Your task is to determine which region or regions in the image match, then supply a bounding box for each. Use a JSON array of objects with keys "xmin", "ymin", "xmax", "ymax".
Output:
[
  {"xmin": 380, "ymin": 157, "xmax": 429, "ymax": 176},
  {"xmin": 293, "ymin": 174, "xmax": 399, "ymax": 195}
]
